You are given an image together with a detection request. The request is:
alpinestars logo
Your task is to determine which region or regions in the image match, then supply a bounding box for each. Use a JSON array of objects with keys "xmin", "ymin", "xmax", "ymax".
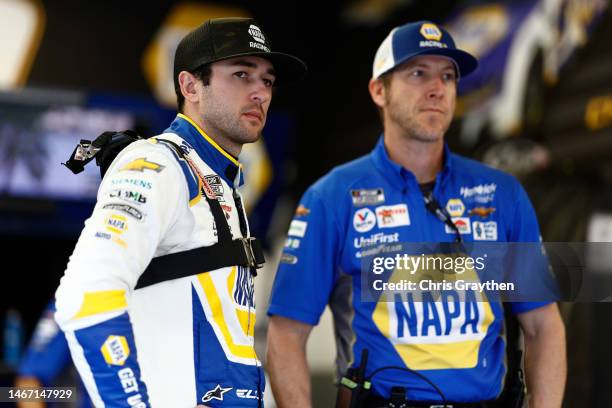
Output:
[{"xmin": 202, "ymin": 385, "xmax": 232, "ymax": 403}]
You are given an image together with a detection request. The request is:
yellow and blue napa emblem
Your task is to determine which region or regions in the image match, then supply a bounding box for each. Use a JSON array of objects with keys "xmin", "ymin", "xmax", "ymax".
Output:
[
  {"xmin": 420, "ymin": 23, "xmax": 443, "ymax": 41},
  {"xmin": 101, "ymin": 335, "xmax": 130, "ymax": 366},
  {"xmin": 372, "ymin": 253, "xmax": 494, "ymax": 370},
  {"xmin": 446, "ymin": 199, "xmax": 466, "ymax": 217},
  {"xmin": 105, "ymin": 214, "xmax": 128, "ymax": 234}
]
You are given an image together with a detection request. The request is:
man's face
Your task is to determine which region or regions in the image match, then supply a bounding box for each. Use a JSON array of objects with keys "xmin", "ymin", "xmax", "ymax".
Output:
[
  {"xmin": 381, "ymin": 55, "xmax": 457, "ymax": 143},
  {"xmin": 197, "ymin": 56, "xmax": 275, "ymax": 146}
]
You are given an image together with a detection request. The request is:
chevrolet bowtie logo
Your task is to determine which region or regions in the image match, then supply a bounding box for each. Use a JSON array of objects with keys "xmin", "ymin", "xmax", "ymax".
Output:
[{"xmin": 120, "ymin": 157, "xmax": 165, "ymax": 173}]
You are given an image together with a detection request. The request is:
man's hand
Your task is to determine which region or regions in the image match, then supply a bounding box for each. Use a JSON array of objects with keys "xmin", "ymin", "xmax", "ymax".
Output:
[
  {"xmin": 266, "ymin": 315, "xmax": 314, "ymax": 408},
  {"xmin": 518, "ymin": 303, "xmax": 566, "ymax": 408},
  {"xmin": 14, "ymin": 376, "xmax": 45, "ymax": 408}
]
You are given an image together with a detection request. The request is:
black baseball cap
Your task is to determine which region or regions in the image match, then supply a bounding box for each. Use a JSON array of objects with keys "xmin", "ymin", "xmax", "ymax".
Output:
[{"xmin": 174, "ymin": 17, "xmax": 307, "ymax": 91}]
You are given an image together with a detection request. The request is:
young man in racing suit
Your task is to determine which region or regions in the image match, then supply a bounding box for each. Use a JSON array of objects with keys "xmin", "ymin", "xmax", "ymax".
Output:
[
  {"xmin": 54, "ymin": 18, "xmax": 306, "ymax": 407},
  {"xmin": 266, "ymin": 21, "xmax": 566, "ymax": 407}
]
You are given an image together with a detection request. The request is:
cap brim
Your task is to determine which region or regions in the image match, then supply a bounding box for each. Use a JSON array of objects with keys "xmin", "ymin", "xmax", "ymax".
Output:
[
  {"xmin": 418, "ymin": 48, "xmax": 478, "ymax": 78},
  {"xmin": 380, "ymin": 48, "xmax": 478, "ymax": 79},
  {"xmin": 204, "ymin": 51, "xmax": 308, "ymax": 86}
]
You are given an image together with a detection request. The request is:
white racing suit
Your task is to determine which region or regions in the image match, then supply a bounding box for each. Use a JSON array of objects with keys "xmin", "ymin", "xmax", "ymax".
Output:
[{"xmin": 55, "ymin": 114, "xmax": 264, "ymax": 407}]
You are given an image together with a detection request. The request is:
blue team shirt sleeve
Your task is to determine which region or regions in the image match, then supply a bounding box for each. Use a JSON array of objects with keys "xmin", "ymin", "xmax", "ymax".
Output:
[
  {"xmin": 506, "ymin": 181, "xmax": 552, "ymax": 314},
  {"xmin": 18, "ymin": 301, "xmax": 72, "ymax": 384},
  {"xmin": 268, "ymin": 187, "xmax": 342, "ymax": 325}
]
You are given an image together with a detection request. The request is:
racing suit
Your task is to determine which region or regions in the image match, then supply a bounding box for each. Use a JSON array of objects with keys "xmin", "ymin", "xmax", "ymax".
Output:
[
  {"xmin": 268, "ymin": 137, "xmax": 549, "ymax": 402},
  {"xmin": 55, "ymin": 113, "xmax": 264, "ymax": 407}
]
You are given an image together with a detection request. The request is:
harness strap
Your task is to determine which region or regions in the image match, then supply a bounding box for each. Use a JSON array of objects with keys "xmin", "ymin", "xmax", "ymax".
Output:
[{"xmin": 134, "ymin": 138, "xmax": 265, "ymax": 290}]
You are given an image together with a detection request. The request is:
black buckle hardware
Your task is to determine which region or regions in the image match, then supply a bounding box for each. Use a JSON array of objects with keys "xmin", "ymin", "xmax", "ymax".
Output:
[
  {"xmin": 74, "ymin": 140, "xmax": 100, "ymax": 161},
  {"xmin": 240, "ymin": 237, "xmax": 264, "ymax": 269}
]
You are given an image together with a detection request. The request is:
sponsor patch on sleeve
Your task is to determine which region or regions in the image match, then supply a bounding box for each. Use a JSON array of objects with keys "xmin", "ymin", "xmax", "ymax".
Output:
[
  {"xmin": 119, "ymin": 157, "xmax": 165, "ymax": 173},
  {"xmin": 279, "ymin": 253, "xmax": 298, "ymax": 264},
  {"xmin": 101, "ymin": 335, "xmax": 130, "ymax": 366},
  {"xmin": 103, "ymin": 203, "xmax": 144, "ymax": 221},
  {"xmin": 295, "ymin": 205, "xmax": 310, "ymax": 217},
  {"xmin": 288, "ymin": 220, "xmax": 308, "ymax": 237},
  {"xmin": 105, "ymin": 214, "xmax": 128, "ymax": 234},
  {"xmin": 284, "ymin": 238, "xmax": 301, "ymax": 249},
  {"xmin": 108, "ymin": 189, "xmax": 148, "ymax": 205}
]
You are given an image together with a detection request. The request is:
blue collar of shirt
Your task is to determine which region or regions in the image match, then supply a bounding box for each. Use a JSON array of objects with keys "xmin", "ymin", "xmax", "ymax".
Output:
[
  {"xmin": 370, "ymin": 135, "xmax": 453, "ymax": 189},
  {"xmin": 164, "ymin": 113, "xmax": 244, "ymax": 187}
]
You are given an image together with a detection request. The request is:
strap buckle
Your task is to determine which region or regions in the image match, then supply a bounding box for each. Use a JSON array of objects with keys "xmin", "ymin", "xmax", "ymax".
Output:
[{"xmin": 240, "ymin": 237, "xmax": 265, "ymax": 269}]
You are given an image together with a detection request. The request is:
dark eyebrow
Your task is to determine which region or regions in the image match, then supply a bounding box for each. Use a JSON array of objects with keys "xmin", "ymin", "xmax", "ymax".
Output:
[{"xmin": 230, "ymin": 59, "xmax": 276, "ymax": 77}]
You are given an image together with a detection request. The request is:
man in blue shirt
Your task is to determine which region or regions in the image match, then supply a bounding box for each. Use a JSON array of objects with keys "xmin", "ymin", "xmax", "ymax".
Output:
[
  {"xmin": 266, "ymin": 21, "xmax": 566, "ymax": 407},
  {"xmin": 15, "ymin": 301, "xmax": 91, "ymax": 408}
]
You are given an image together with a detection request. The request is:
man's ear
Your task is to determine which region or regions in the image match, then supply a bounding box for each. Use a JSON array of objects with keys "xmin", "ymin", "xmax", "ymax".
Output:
[
  {"xmin": 178, "ymin": 71, "xmax": 200, "ymax": 105},
  {"xmin": 369, "ymin": 77, "xmax": 387, "ymax": 109}
]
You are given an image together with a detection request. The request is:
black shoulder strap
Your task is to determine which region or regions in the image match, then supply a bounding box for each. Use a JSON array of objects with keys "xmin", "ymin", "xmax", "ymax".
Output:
[
  {"xmin": 155, "ymin": 138, "xmax": 233, "ymax": 243},
  {"xmin": 134, "ymin": 138, "xmax": 264, "ymax": 290}
]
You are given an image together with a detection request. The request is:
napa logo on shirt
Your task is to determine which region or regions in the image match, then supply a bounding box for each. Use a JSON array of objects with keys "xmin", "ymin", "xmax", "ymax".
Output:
[
  {"xmin": 101, "ymin": 335, "xmax": 130, "ymax": 366},
  {"xmin": 446, "ymin": 199, "xmax": 465, "ymax": 217},
  {"xmin": 372, "ymin": 255, "xmax": 494, "ymax": 370}
]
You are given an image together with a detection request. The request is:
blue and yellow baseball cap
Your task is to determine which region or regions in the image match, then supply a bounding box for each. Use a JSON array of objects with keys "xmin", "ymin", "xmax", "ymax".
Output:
[{"xmin": 372, "ymin": 21, "xmax": 478, "ymax": 80}]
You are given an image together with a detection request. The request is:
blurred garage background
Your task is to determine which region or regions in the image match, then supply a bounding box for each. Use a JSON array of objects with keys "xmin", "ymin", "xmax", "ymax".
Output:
[{"xmin": 0, "ymin": 0, "xmax": 611, "ymax": 406}]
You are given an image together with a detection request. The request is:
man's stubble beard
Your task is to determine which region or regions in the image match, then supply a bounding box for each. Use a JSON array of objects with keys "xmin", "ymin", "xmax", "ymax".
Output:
[
  {"xmin": 386, "ymin": 95, "xmax": 450, "ymax": 144},
  {"xmin": 201, "ymin": 90, "xmax": 262, "ymax": 148}
]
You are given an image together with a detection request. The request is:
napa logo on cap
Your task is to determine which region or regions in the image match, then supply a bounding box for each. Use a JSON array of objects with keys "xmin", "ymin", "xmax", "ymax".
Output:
[
  {"xmin": 248, "ymin": 24, "xmax": 270, "ymax": 52},
  {"xmin": 248, "ymin": 24, "xmax": 266, "ymax": 44},
  {"xmin": 420, "ymin": 23, "xmax": 443, "ymax": 41},
  {"xmin": 101, "ymin": 335, "xmax": 130, "ymax": 366}
]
